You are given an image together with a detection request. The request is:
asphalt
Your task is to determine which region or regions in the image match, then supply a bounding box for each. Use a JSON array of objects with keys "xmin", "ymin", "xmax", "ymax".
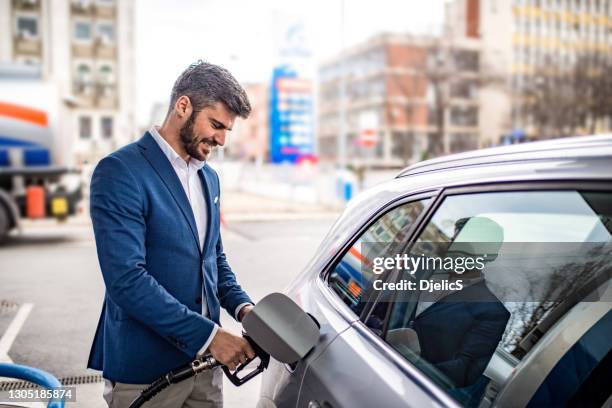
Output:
[{"xmin": 0, "ymin": 193, "xmax": 338, "ymax": 407}]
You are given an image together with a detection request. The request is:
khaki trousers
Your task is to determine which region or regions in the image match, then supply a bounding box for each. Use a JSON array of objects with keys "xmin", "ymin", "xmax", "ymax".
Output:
[{"xmin": 103, "ymin": 367, "xmax": 223, "ymax": 408}]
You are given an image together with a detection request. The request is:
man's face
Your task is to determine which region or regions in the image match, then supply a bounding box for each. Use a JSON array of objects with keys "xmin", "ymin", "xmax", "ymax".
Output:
[{"xmin": 179, "ymin": 101, "xmax": 236, "ymax": 161}]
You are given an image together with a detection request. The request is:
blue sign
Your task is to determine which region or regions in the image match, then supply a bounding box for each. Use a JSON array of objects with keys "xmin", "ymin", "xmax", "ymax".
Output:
[{"xmin": 269, "ymin": 65, "xmax": 315, "ymax": 164}]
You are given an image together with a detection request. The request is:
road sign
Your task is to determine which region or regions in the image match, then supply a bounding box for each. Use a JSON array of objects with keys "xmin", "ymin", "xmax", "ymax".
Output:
[
  {"xmin": 357, "ymin": 111, "xmax": 379, "ymax": 148},
  {"xmin": 357, "ymin": 128, "xmax": 378, "ymax": 147}
]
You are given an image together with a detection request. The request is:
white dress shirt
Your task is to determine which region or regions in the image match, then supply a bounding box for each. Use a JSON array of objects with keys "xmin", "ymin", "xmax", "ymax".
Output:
[{"xmin": 150, "ymin": 126, "xmax": 218, "ymax": 354}]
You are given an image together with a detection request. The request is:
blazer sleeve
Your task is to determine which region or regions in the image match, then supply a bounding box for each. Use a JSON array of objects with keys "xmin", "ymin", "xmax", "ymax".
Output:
[
  {"xmin": 90, "ymin": 155, "xmax": 216, "ymax": 358},
  {"xmin": 211, "ymin": 171, "xmax": 253, "ymax": 318}
]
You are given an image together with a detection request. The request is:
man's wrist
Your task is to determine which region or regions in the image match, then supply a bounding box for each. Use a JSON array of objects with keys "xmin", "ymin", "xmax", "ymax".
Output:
[
  {"xmin": 237, "ymin": 304, "xmax": 254, "ymax": 322},
  {"xmin": 197, "ymin": 324, "xmax": 219, "ymax": 357}
]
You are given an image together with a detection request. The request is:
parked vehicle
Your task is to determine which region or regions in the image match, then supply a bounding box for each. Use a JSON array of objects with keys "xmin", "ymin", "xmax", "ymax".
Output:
[
  {"xmin": 258, "ymin": 135, "xmax": 612, "ymax": 408},
  {"xmin": 0, "ymin": 64, "xmax": 82, "ymax": 243}
]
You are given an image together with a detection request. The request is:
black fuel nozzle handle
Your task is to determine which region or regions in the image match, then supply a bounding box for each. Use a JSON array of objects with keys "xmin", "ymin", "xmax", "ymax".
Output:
[{"xmin": 222, "ymin": 334, "xmax": 271, "ymax": 387}]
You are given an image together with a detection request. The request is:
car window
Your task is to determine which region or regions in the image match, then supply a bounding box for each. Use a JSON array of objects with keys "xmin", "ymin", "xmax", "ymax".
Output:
[
  {"xmin": 362, "ymin": 190, "xmax": 612, "ymax": 407},
  {"xmin": 327, "ymin": 199, "xmax": 431, "ymax": 317}
]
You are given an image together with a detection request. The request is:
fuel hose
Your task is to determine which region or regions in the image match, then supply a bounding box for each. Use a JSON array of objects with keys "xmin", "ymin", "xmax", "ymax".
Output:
[{"xmin": 128, "ymin": 355, "xmax": 219, "ymax": 408}]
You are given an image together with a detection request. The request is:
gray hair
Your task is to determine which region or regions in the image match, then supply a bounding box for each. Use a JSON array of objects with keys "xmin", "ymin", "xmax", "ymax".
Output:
[{"xmin": 169, "ymin": 60, "xmax": 251, "ymax": 118}]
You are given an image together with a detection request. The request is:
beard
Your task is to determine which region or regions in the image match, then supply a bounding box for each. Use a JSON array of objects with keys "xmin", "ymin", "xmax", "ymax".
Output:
[{"xmin": 179, "ymin": 113, "xmax": 214, "ymax": 161}]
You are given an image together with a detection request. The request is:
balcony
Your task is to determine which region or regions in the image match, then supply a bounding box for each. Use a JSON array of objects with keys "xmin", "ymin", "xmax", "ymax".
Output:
[
  {"xmin": 13, "ymin": 32, "xmax": 41, "ymax": 56},
  {"xmin": 95, "ymin": 83, "xmax": 118, "ymax": 109},
  {"xmin": 94, "ymin": 3, "xmax": 116, "ymax": 19},
  {"xmin": 70, "ymin": 0, "xmax": 94, "ymax": 15},
  {"xmin": 72, "ymin": 42, "xmax": 95, "ymax": 58},
  {"xmin": 72, "ymin": 80, "xmax": 96, "ymax": 107},
  {"xmin": 13, "ymin": 0, "xmax": 40, "ymax": 10},
  {"xmin": 94, "ymin": 37, "xmax": 117, "ymax": 59}
]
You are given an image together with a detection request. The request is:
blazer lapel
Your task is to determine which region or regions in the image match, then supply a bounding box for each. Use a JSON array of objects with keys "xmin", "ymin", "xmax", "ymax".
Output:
[
  {"xmin": 198, "ymin": 166, "xmax": 214, "ymax": 254},
  {"xmin": 137, "ymin": 132, "xmax": 200, "ymax": 252}
]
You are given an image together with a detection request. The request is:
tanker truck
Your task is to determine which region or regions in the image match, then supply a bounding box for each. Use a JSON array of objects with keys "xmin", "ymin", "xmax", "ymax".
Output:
[{"xmin": 0, "ymin": 63, "xmax": 83, "ymax": 243}]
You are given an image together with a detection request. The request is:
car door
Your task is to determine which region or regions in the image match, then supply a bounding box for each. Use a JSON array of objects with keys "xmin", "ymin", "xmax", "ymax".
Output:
[
  {"xmin": 297, "ymin": 194, "xmax": 458, "ymax": 408},
  {"xmin": 257, "ymin": 192, "xmax": 438, "ymax": 408},
  {"xmin": 300, "ymin": 183, "xmax": 612, "ymax": 408}
]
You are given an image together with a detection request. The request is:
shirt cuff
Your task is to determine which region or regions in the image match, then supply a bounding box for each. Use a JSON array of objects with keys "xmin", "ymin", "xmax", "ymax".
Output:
[
  {"xmin": 197, "ymin": 324, "xmax": 219, "ymax": 357},
  {"xmin": 234, "ymin": 302, "xmax": 254, "ymax": 321}
]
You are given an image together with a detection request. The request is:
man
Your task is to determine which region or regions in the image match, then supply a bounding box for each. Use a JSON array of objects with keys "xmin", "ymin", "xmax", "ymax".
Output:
[
  {"xmin": 88, "ymin": 61, "xmax": 255, "ymax": 408},
  {"xmin": 386, "ymin": 217, "xmax": 510, "ymax": 390}
]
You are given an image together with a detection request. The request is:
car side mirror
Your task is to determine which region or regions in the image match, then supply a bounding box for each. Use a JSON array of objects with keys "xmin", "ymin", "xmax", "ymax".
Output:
[{"xmin": 242, "ymin": 292, "xmax": 319, "ymax": 364}]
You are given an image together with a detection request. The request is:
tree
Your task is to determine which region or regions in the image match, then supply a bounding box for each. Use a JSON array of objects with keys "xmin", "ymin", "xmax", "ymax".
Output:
[
  {"xmin": 385, "ymin": 40, "xmax": 428, "ymax": 165},
  {"xmin": 424, "ymin": 40, "xmax": 453, "ymax": 157},
  {"xmin": 499, "ymin": 245, "xmax": 611, "ymax": 358},
  {"xmin": 424, "ymin": 39, "xmax": 502, "ymax": 157},
  {"xmin": 387, "ymin": 36, "xmax": 502, "ymax": 162},
  {"xmin": 522, "ymin": 51, "xmax": 612, "ymax": 138}
]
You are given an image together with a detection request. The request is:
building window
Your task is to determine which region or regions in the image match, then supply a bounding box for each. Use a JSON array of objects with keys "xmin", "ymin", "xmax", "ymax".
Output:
[
  {"xmin": 98, "ymin": 65, "xmax": 114, "ymax": 84},
  {"xmin": 450, "ymin": 106, "xmax": 478, "ymax": 126},
  {"xmin": 450, "ymin": 81, "xmax": 478, "ymax": 99},
  {"xmin": 450, "ymin": 133, "xmax": 478, "ymax": 153},
  {"xmin": 453, "ymin": 50, "xmax": 479, "ymax": 72},
  {"xmin": 75, "ymin": 63, "xmax": 92, "ymax": 93},
  {"xmin": 77, "ymin": 63, "xmax": 91, "ymax": 79},
  {"xmin": 97, "ymin": 22, "xmax": 115, "ymax": 44},
  {"xmin": 101, "ymin": 117, "xmax": 113, "ymax": 139},
  {"xmin": 16, "ymin": 16, "xmax": 38, "ymax": 39},
  {"xmin": 391, "ymin": 132, "xmax": 417, "ymax": 162},
  {"xmin": 79, "ymin": 116, "xmax": 92, "ymax": 139},
  {"xmin": 74, "ymin": 21, "xmax": 92, "ymax": 41}
]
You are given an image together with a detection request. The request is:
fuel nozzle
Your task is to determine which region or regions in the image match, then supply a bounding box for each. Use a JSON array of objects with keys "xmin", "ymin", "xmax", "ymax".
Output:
[
  {"xmin": 192, "ymin": 354, "xmax": 218, "ymax": 374},
  {"xmin": 222, "ymin": 334, "xmax": 270, "ymax": 386}
]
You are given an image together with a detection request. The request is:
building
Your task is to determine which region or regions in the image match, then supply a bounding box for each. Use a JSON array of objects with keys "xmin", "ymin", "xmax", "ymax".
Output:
[
  {"xmin": 225, "ymin": 82, "xmax": 269, "ymax": 162},
  {"xmin": 317, "ymin": 33, "xmax": 481, "ymax": 168},
  {"xmin": 446, "ymin": 0, "xmax": 612, "ymax": 143},
  {"xmin": 0, "ymin": 0, "xmax": 136, "ymax": 166}
]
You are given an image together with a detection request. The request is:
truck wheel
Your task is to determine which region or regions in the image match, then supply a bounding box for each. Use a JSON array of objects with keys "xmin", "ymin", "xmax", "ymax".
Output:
[{"xmin": 0, "ymin": 206, "xmax": 9, "ymax": 244}]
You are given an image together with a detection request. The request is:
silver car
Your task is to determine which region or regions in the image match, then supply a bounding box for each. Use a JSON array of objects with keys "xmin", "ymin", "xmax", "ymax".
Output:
[{"xmin": 257, "ymin": 135, "xmax": 612, "ymax": 408}]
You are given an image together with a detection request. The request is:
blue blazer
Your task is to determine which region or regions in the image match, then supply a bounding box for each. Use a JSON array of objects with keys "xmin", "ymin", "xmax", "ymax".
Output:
[{"xmin": 87, "ymin": 132, "xmax": 252, "ymax": 383}]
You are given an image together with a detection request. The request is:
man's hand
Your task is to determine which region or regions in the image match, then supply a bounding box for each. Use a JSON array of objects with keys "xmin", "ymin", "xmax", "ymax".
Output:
[
  {"xmin": 208, "ymin": 328, "xmax": 255, "ymax": 371},
  {"xmin": 238, "ymin": 304, "xmax": 253, "ymax": 322}
]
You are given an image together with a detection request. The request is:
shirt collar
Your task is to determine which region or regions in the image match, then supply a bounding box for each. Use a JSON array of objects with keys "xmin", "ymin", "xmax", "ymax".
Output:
[{"xmin": 149, "ymin": 126, "xmax": 206, "ymax": 170}]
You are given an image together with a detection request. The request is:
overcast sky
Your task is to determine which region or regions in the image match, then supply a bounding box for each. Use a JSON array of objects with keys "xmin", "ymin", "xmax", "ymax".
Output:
[{"xmin": 135, "ymin": 0, "xmax": 445, "ymax": 126}]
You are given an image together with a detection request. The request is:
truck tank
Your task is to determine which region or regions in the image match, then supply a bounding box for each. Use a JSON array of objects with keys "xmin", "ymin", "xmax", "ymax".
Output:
[{"xmin": 0, "ymin": 63, "xmax": 82, "ymax": 243}]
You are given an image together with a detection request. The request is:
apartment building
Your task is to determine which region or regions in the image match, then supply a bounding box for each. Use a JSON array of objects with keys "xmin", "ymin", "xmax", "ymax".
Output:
[
  {"xmin": 0, "ymin": 0, "xmax": 136, "ymax": 166},
  {"xmin": 446, "ymin": 0, "xmax": 612, "ymax": 143},
  {"xmin": 318, "ymin": 33, "xmax": 481, "ymax": 167}
]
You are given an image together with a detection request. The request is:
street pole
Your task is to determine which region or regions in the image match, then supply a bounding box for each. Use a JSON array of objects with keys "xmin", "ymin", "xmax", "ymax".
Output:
[{"xmin": 337, "ymin": 0, "xmax": 347, "ymax": 171}]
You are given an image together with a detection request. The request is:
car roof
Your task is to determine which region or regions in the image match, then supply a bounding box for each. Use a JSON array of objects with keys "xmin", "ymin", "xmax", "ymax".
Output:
[
  {"xmin": 397, "ymin": 134, "xmax": 612, "ymax": 178},
  {"xmin": 333, "ymin": 135, "xmax": 612, "ymax": 234}
]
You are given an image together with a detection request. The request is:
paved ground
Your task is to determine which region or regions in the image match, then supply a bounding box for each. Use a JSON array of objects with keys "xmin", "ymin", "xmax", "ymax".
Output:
[{"xmin": 0, "ymin": 193, "xmax": 340, "ymax": 407}]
